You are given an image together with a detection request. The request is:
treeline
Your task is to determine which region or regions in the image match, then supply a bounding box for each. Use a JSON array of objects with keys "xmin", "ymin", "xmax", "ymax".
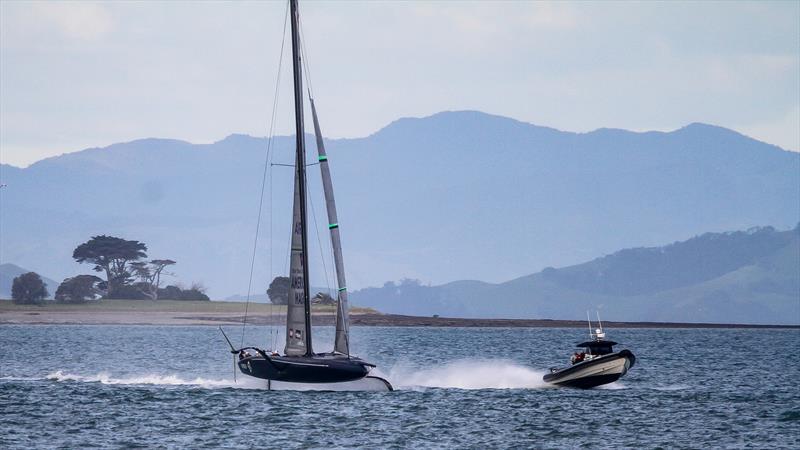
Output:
[
  {"xmin": 11, "ymin": 235, "xmax": 209, "ymax": 304},
  {"xmin": 267, "ymin": 276, "xmax": 335, "ymax": 305}
]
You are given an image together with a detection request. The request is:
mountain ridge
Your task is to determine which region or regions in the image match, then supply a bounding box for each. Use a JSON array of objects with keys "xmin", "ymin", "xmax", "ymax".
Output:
[
  {"xmin": 349, "ymin": 225, "xmax": 799, "ymax": 324},
  {"xmin": 1, "ymin": 110, "xmax": 797, "ymax": 300},
  {"xmin": 3, "ymin": 111, "xmax": 795, "ymax": 171}
]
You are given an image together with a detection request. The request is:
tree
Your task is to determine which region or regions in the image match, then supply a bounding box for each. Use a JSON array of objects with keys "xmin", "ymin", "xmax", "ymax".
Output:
[
  {"xmin": 157, "ymin": 283, "xmax": 209, "ymax": 301},
  {"xmin": 267, "ymin": 276, "xmax": 290, "ymax": 305},
  {"xmin": 311, "ymin": 292, "xmax": 335, "ymax": 305},
  {"xmin": 111, "ymin": 283, "xmax": 150, "ymax": 300},
  {"xmin": 55, "ymin": 275, "xmax": 103, "ymax": 303},
  {"xmin": 11, "ymin": 272, "xmax": 49, "ymax": 304},
  {"xmin": 180, "ymin": 282, "xmax": 210, "ymax": 301},
  {"xmin": 72, "ymin": 235, "xmax": 147, "ymax": 298},
  {"xmin": 150, "ymin": 259, "xmax": 176, "ymax": 296},
  {"xmin": 158, "ymin": 285, "xmax": 182, "ymax": 300},
  {"xmin": 131, "ymin": 259, "xmax": 176, "ymax": 300}
]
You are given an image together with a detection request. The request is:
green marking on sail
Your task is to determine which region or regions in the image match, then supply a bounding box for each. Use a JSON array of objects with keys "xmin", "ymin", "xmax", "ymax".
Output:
[
  {"xmin": 318, "ymin": 155, "xmax": 327, "ymax": 162},
  {"xmin": 338, "ymin": 287, "xmax": 347, "ymax": 292},
  {"xmin": 328, "ymin": 223, "xmax": 338, "ymax": 229}
]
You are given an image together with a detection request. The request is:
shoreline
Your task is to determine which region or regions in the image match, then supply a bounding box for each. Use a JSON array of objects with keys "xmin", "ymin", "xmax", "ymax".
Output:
[{"xmin": 1, "ymin": 311, "xmax": 797, "ymax": 329}]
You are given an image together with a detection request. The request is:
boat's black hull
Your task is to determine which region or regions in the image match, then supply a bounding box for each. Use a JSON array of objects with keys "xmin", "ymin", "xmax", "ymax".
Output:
[
  {"xmin": 543, "ymin": 350, "xmax": 635, "ymax": 389},
  {"xmin": 238, "ymin": 353, "xmax": 372, "ymax": 383},
  {"xmin": 549, "ymin": 372, "xmax": 623, "ymax": 389},
  {"xmin": 261, "ymin": 375, "xmax": 394, "ymax": 391}
]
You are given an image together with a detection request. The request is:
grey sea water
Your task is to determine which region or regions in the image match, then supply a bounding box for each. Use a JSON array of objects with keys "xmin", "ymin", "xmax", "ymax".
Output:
[{"xmin": 1, "ymin": 325, "xmax": 798, "ymax": 448}]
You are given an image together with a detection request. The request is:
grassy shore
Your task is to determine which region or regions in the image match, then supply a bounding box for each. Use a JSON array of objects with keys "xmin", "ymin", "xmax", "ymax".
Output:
[
  {"xmin": 0, "ymin": 299, "xmax": 376, "ymax": 314},
  {"xmin": 0, "ymin": 299, "xmax": 377, "ymax": 326}
]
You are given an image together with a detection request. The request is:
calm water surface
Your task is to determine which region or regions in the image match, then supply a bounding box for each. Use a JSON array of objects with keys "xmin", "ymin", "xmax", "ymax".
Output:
[{"xmin": 1, "ymin": 325, "xmax": 798, "ymax": 448}]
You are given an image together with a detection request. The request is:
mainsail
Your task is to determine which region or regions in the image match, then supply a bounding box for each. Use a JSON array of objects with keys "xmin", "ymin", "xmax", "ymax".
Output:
[
  {"xmin": 284, "ymin": 0, "xmax": 312, "ymax": 356},
  {"xmin": 310, "ymin": 99, "xmax": 350, "ymax": 355},
  {"xmin": 285, "ymin": 170, "xmax": 310, "ymax": 355}
]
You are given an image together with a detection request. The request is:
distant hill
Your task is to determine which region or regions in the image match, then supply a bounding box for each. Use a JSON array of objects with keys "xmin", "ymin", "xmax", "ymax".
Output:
[
  {"xmin": 1, "ymin": 111, "xmax": 798, "ymax": 298},
  {"xmin": 349, "ymin": 225, "xmax": 800, "ymax": 324},
  {"xmin": 0, "ymin": 264, "xmax": 58, "ymax": 299}
]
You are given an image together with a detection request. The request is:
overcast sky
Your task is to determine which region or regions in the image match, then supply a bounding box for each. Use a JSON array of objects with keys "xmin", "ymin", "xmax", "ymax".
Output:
[{"xmin": 1, "ymin": 0, "xmax": 798, "ymax": 167}]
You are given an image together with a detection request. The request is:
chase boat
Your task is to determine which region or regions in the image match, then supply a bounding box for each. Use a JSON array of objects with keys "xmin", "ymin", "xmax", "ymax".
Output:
[{"xmin": 543, "ymin": 319, "xmax": 635, "ymax": 389}]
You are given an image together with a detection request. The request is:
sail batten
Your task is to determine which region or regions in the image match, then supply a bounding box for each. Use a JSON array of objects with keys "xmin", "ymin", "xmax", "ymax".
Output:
[{"xmin": 310, "ymin": 98, "xmax": 350, "ymax": 355}]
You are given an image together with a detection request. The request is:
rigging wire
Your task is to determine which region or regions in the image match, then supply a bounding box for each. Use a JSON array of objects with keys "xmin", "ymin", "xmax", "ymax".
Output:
[
  {"xmin": 241, "ymin": 1, "xmax": 290, "ymax": 348},
  {"xmin": 253, "ymin": 3, "xmax": 339, "ymax": 352},
  {"xmin": 297, "ymin": 8, "xmax": 315, "ymax": 100},
  {"xmin": 297, "ymin": 6, "xmax": 338, "ymax": 296},
  {"xmin": 269, "ymin": 151, "xmax": 274, "ymax": 350},
  {"xmin": 308, "ymin": 184, "xmax": 333, "ymax": 301},
  {"xmin": 298, "ymin": 6, "xmax": 347, "ymax": 347}
]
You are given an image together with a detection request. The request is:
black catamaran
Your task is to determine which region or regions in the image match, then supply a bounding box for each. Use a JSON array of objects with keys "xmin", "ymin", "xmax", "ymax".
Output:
[{"xmin": 221, "ymin": 0, "xmax": 391, "ymax": 391}]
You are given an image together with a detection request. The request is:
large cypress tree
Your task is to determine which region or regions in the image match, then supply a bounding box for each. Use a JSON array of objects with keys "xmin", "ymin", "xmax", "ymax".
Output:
[{"xmin": 72, "ymin": 235, "xmax": 147, "ymax": 298}]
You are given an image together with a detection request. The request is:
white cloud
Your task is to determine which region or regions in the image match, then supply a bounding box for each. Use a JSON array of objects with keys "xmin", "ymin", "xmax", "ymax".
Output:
[
  {"xmin": 0, "ymin": 1, "xmax": 798, "ymax": 164},
  {"xmin": 32, "ymin": 2, "xmax": 114, "ymax": 41}
]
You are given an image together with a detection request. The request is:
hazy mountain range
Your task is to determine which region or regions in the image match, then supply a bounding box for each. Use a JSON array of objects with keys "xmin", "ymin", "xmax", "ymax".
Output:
[
  {"xmin": 1, "ymin": 111, "xmax": 798, "ymax": 301},
  {"xmin": 350, "ymin": 225, "xmax": 800, "ymax": 324}
]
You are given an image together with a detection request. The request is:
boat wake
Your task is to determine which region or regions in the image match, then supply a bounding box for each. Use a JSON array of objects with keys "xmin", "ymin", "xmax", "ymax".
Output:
[
  {"xmin": 596, "ymin": 382, "xmax": 627, "ymax": 390},
  {"xmin": 5, "ymin": 359, "xmax": 574, "ymax": 392},
  {"xmin": 30, "ymin": 371, "xmax": 388, "ymax": 392},
  {"xmin": 41, "ymin": 371, "xmax": 246, "ymax": 389},
  {"xmin": 650, "ymin": 384, "xmax": 689, "ymax": 391},
  {"xmin": 381, "ymin": 359, "xmax": 552, "ymax": 390}
]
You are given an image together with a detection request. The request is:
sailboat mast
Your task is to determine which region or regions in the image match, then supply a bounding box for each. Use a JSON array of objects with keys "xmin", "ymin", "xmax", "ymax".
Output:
[{"xmin": 290, "ymin": 0, "xmax": 312, "ymax": 355}]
